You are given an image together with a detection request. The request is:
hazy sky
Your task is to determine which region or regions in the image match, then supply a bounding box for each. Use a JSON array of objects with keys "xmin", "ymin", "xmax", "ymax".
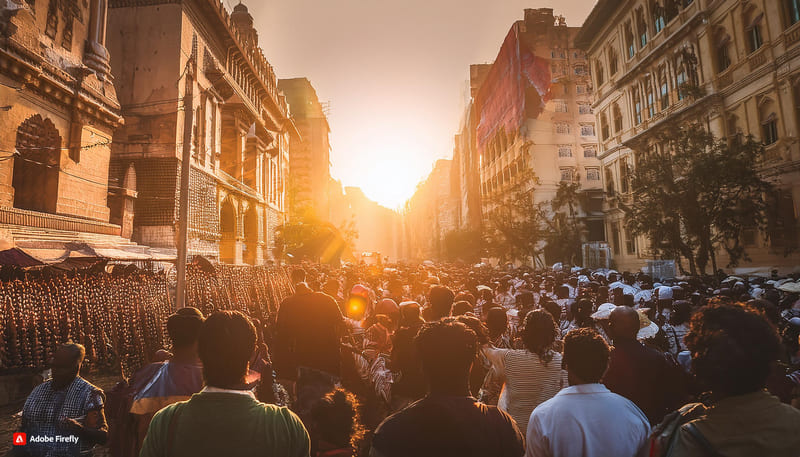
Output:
[{"xmin": 248, "ymin": 0, "xmax": 595, "ymax": 209}]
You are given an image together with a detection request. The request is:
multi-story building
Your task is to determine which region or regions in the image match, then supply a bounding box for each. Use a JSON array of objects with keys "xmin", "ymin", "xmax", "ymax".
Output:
[
  {"xmin": 278, "ymin": 78, "xmax": 331, "ymax": 220},
  {"xmin": 451, "ymin": 64, "xmax": 490, "ymax": 232},
  {"xmin": 474, "ymin": 8, "xmax": 605, "ymax": 264},
  {"xmin": 576, "ymin": 0, "xmax": 800, "ymax": 273},
  {"xmin": 0, "ymin": 0, "xmax": 127, "ymax": 248},
  {"xmin": 403, "ymin": 159, "xmax": 458, "ymax": 261},
  {"xmin": 107, "ymin": 1, "xmax": 295, "ymax": 265}
]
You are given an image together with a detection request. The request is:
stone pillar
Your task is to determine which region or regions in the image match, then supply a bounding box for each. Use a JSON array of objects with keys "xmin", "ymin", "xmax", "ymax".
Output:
[{"xmin": 84, "ymin": 0, "xmax": 111, "ymax": 79}]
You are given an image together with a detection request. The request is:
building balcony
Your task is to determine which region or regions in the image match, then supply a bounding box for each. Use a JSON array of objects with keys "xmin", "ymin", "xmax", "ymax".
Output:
[
  {"xmin": 748, "ymin": 47, "xmax": 769, "ymax": 72},
  {"xmin": 785, "ymin": 21, "xmax": 800, "ymax": 49}
]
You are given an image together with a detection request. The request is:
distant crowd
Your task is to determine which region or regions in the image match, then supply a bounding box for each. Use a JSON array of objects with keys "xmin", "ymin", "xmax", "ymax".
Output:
[{"xmin": 9, "ymin": 262, "xmax": 800, "ymax": 457}]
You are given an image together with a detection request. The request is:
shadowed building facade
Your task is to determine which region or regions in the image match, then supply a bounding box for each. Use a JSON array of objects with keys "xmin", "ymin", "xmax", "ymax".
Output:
[
  {"xmin": 0, "ymin": 0, "xmax": 125, "ymax": 244},
  {"xmin": 576, "ymin": 0, "xmax": 800, "ymax": 273},
  {"xmin": 278, "ymin": 77, "xmax": 332, "ymax": 221},
  {"xmin": 107, "ymin": 0, "xmax": 295, "ymax": 264}
]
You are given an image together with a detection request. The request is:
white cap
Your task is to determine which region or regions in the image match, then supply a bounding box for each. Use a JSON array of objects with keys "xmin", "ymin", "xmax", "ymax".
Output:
[
  {"xmin": 591, "ymin": 303, "xmax": 617, "ymax": 320},
  {"xmin": 657, "ymin": 286, "xmax": 673, "ymax": 300}
]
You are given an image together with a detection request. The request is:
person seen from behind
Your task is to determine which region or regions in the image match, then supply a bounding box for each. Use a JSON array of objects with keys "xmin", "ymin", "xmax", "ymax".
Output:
[
  {"xmin": 371, "ymin": 319, "xmax": 524, "ymax": 457},
  {"xmin": 526, "ymin": 328, "xmax": 650, "ymax": 457},
  {"xmin": 663, "ymin": 304, "xmax": 800, "ymax": 456},
  {"xmin": 140, "ymin": 310, "xmax": 310, "ymax": 457}
]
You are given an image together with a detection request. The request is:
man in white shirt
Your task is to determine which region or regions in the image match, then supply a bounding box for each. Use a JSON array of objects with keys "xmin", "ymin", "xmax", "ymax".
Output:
[{"xmin": 525, "ymin": 328, "xmax": 650, "ymax": 457}]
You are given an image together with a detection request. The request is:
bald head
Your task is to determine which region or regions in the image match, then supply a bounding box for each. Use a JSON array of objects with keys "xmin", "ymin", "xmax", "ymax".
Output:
[{"xmin": 609, "ymin": 306, "xmax": 640, "ymax": 342}]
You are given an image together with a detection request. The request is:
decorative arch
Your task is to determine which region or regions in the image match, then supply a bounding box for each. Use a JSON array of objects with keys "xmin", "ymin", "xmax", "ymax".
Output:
[
  {"xmin": 613, "ymin": 103, "xmax": 623, "ymax": 132},
  {"xmin": 714, "ymin": 26, "xmax": 732, "ymax": 72},
  {"xmin": 743, "ymin": 4, "xmax": 764, "ymax": 53},
  {"xmin": 219, "ymin": 196, "xmax": 238, "ymax": 263},
  {"xmin": 13, "ymin": 115, "xmax": 61, "ymax": 214},
  {"xmin": 242, "ymin": 204, "xmax": 259, "ymax": 265}
]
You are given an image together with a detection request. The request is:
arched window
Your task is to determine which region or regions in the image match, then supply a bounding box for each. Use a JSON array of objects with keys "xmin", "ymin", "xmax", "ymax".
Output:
[
  {"xmin": 609, "ymin": 47, "xmax": 619, "ymax": 75},
  {"xmin": 637, "ymin": 9, "xmax": 648, "ymax": 46},
  {"xmin": 787, "ymin": 0, "xmax": 800, "ymax": 26},
  {"xmin": 715, "ymin": 28, "xmax": 732, "ymax": 72},
  {"xmin": 625, "ymin": 23, "xmax": 636, "ymax": 59},
  {"xmin": 13, "ymin": 115, "xmax": 61, "ymax": 214},
  {"xmin": 658, "ymin": 68, "xmax": 669, "ymax": 110},
  {"xmin": 727, "ymin": 114, "xmax": 741, "ymax": 146},
  {"xmin": 759, "ymin": 98, "xmax": 779, "ymax": 145},
  {"xmin": 613, "ymin": 103, "xmax": 623, "ymax": 132},
  {"xmin": 653, "ymin": 2, "xmax": 666, "ymax": 34},
  {"xmin": 745, "ymin": 7, "xmax": 764, "ymax": 53},
  {"xmin": 596, "ymin": 60, "xmax": 605, "ymax": 86},
  {"xmin": 646, "ymin": 80, "xmax": 656, "ymax": 117},
  {"xmin": 600, "ymin": 112, "xmax": 609, "ymax": 140},
  {"xmin": 675, "ymin": 57, "xmax": 688, "ymax": 100},
  {"xmin": 633, "ymin": 88, "xmax": 643, "ymax": 125}
]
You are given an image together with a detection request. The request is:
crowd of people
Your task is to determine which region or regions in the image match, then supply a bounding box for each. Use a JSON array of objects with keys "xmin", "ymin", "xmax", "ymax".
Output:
[{"xmin": 8, "ymin": 261, "xmax": 800, "ymax": 457}]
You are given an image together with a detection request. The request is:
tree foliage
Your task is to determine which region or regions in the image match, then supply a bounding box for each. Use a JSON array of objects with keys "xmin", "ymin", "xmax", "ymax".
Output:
[
  {"xmin": 273, "ymin": 205, "xmax": 357, "ymax": 264},
  {"xmin": 482, "ymin": 169, "xmax": 549, "ymax": 267},
  {"xmin": 544, "ymin": 181, "xmax": 586, "ymax": 265},
  {"xmin": 622, "ymin": 124, "xmax": 773, "ymax": 275},
  {"xmin": 443, "ymin": 228, "xmax": 483, "ymax": 262}
]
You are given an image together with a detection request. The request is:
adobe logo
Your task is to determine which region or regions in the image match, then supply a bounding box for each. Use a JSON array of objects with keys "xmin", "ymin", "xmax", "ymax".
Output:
[{"xmin": 13, "ymin": 433, "xmax": 26, "ymax": 446}]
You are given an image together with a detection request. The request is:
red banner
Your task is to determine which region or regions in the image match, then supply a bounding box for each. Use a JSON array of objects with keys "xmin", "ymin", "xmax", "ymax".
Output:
[{"xmin": 475, "ymin": 25, "xmax": 551, "ymax": 155}]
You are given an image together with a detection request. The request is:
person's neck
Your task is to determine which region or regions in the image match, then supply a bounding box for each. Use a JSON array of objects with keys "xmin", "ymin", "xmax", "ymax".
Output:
[
  {"xmin": 428, "ymin": 381, "xmax": 471, "ymax": 397},
  {"xmin": 171, "ymin": 347, "xmax": 199, "ymax": 364},
  {"xmin": 209, "ymin": 381, "xmax": 248, "ymax": 391},
  {"xmin": 612, "ymin": 336, "xmax": 637, "ymax": 345},
  {"xmin": 567, "ymin": 372, "xmax": 596, "ymax": 387},
  {"xmin": 52, "ymin": 376, "xmax": 77, "ymax": 391}
]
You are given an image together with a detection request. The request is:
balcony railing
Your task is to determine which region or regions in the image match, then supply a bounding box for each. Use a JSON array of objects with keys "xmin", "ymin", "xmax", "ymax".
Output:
[
  {"xmin": 786, "ymin": 22, "xmax": 800, "ymax": 48},
  {"xmin": 749, "ymin": 48, "xmax": 768, "ymax": 71}
]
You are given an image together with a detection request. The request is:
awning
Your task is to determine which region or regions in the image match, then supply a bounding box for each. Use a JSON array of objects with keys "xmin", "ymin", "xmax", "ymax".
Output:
[
  {"xmin": 0, "ymin": 243, "xmax": 176, "ymax": 268},
  {"xmin": 0, "ymin": 248, "xmax": 45, "ymax": 267}
]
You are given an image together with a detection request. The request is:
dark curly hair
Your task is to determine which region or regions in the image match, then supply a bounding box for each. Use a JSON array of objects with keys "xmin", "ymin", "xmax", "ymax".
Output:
[
  {"xmin": 415, "ymin": 319, "xmax": 477, "ymax": 385},
  {"xmin": 198, "ymin": 311, "xmax": 256, "ymax": 388},
  {"xmin": 456, "ymin": 315, "xmax": 489, "ymax": 345},
  {"xmin": 563, "ymin": 328, "xmax": 609, "ymax": 384},
  {"xmin": 520, "ymin": 310, "xmax": 557, "ymax": 363},
  {"xmin": 685, "ymin": 304, "xmax": 781, "ymax": 396},
  {"xmin": 311, "ymin": 388, "xmax": 365, "ymax": 451}
]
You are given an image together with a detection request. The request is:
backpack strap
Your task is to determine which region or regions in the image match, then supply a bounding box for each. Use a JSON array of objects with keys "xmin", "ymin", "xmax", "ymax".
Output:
[
  {"xmin": 683, "ymin": 422, "xmax": 725, "ymax": 457},
  {"xmin": 165, "ymin": 405, "xmax": 184, "ymax": 457}
]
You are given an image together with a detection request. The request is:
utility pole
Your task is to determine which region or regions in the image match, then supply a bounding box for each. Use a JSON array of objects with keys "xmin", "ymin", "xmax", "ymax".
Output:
[{"xmin": 175, "ymin": 56, "xmax": 194, "ymax": 311}]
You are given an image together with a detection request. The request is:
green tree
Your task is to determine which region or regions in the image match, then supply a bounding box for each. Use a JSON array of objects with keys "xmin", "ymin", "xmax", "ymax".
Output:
[
  {"xmin": 444, "ymin": 228, "xmax": 483, "ymax": 262},
  {"xmin": 482, "ymin": 168, "xmax": 548, "ymax": 267},
  {"xmin": 622, "ymin": 124, "xmax": 774, "ymax": 275},
  {"xmin": 544, "ymin": 180, "xmax": 586, "ymax": 265}
]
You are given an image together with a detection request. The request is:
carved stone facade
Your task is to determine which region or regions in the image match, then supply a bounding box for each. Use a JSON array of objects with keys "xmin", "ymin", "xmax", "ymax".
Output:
[
  {"xmin": 577, "ymin": 0, "xmax": 800, "ymax": 273},
  {"xmin": 107, "ymin": 0, "xmax": 294, "ymax": 264},
  {"xmin": 0, "ymin": 0, "xmax": 122, "ymax": 238}
]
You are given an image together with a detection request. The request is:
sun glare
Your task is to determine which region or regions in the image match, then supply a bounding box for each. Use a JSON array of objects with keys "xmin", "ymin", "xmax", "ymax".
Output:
[{"xmin": 332, "ymin": 132, "xmax": 444, "ymax": 210}]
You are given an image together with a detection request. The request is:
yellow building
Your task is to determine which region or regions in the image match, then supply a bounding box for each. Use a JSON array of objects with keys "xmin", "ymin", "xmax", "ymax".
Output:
[
  {"xmin": 107, "ymin": 1, "xmax": 295, "ymax": 264},
  {"xmin": 576, "ymin": 0, "xmax": 800, "ymax": 274},
  {"xmin": 0, "ymin": 0, "xmax": 124, "ymax": 242}
]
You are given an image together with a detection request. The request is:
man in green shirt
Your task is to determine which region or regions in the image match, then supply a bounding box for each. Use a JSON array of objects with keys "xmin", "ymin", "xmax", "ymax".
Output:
[{"xmin": 140, "ymin": 310, "xmax": 310, "ymax": 457}]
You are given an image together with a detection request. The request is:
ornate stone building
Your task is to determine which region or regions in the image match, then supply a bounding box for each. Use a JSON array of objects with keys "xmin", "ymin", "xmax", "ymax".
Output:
[
  {"xmin": 576, "ymin": 0, "xmax": 800, "ymax": 273},
  {"xmin": 0, "ymin": 0, "xmax": 125, "ymax": 245},
  {"xmin": 107, "ymin": 0, "xmax": 294, "ymax": 264}
]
